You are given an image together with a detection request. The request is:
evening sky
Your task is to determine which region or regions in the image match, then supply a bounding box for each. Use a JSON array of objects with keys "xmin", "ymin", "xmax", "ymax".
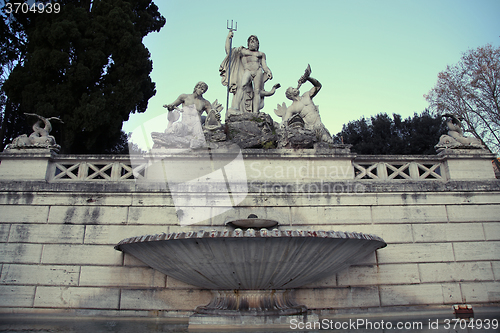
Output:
[{"xmin": 123, "ymin": 0, "xmax": 500, "ymax": 149}]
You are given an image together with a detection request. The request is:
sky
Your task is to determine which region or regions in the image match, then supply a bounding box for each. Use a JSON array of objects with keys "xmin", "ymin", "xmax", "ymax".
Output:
[{"xmin": 123, "ymin": 0, "xmax": 500, "ymax": 149}]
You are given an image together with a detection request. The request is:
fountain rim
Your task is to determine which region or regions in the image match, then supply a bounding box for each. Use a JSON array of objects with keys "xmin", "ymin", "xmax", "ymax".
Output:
[{"xmin": 114, "ymin": 228, "xmax": 387, "ymax": 251}]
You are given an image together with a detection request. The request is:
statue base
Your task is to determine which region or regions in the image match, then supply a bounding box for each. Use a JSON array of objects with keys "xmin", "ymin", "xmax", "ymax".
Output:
[
  {"xmin": 437, "ymin": 147, "xmax": 491, "ymax": 155},
  {"xmin": 203, "ymin": 126, "xmax": 226, "ymax": 143},
  {"xmin": 195, "ymin": 290, "xmax": 307, "ymax": 316},
  {"xmin": 225, "ymin": 112, "xmax": 277, "ymax": 149},
  {"xmin": 5, "ymin": 144, "xmax": 60, "ymax": 153},
  {"xmin": 277, "ymin": 125, "xmax": 316, "ymax": 149},
  {"xmin": 437, "ymin": 147, "xmax": 496, "ymax": 180}
]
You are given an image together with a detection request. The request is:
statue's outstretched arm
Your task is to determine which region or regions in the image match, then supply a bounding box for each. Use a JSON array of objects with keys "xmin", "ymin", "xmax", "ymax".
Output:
[
  {"xmin": 163, "ymin": 94, "xmax": 186, "ymax": 111},
  {"xmin": 307, "ymin": 77, "xmax": 322, "ymax": 98},
  {"xmin": 297, "ymin": 64, "xmax": 311, "ymax": 89},
  {"xmin": 261, "ymin": 83, "xmax": 281, "ymax": 97}
]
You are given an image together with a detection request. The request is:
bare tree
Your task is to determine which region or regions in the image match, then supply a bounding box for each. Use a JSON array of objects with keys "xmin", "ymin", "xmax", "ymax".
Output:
[{"xmin": 425, "ymin": 44, "xmax": 500, "ymax": 153}]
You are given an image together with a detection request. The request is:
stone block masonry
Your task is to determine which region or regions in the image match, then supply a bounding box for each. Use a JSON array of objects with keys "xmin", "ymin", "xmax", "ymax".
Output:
[{"xmin": 0, "ymin": 150, "xmax": 499, "ymax": 320}]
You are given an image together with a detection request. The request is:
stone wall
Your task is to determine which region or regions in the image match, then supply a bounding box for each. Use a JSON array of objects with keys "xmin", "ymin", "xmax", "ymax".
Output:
[{"xmin": 0, "ymin": 150, "xmax": 499, "ymax": 319}]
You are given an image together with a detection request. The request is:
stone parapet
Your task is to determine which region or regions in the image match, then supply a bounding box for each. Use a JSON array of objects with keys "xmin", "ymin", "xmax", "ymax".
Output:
[{"xmin": 1, "ymin": 149, "xmax": 497, "ymax": 183}]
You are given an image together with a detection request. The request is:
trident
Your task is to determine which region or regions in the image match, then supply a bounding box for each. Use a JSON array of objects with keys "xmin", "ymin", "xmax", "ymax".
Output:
[{"xmin": 226, "ymin": 20, "xmax": 237, "ymax": 115}]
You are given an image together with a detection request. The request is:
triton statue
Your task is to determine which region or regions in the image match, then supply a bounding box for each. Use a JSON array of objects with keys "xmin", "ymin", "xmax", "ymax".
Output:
[
  {"xmin": 435, "ymin": 113, "xmax": 485, "ymax": 151},
  {"xmin": 275, "ymin": 65, "xmax": 333, "ymax": 145}
]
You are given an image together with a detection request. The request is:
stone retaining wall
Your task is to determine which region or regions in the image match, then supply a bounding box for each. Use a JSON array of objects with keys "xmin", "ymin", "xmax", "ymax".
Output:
[{"xmin": 0, "ymin": 150, "xmax": 499, "ymax": 319}]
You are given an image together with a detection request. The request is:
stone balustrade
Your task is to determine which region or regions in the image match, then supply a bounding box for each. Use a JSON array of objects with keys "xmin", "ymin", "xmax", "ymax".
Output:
[{"xmin": 0, "ymin": 148, "xmax": 496, "ymax": 182}]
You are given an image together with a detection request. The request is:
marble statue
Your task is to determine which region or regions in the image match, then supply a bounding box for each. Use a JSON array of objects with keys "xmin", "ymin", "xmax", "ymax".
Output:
[
  {"xmin": 435, "ymin": 113, "xmax": 485, "ymax": 151},
  {"xmin": 6, "ymin": 113, "xmax": 63, "ymax": 152},
  {"xmin": 151, "ymin": 104, "xmax": 206, "ymax": 149},
  {"xmin": 152, "ymin": 82, "xmax": 223, "ymax": 149},
  {"xmin": 163, "ymin": 81, "xmax": 212, "ymax": 123},
  {"xmin": 203, "ymin": 100, "xmax": 224, "ymax": 131},
  {"xmin": 220, "ymin": 30, "xmax": 277, "ymax": 115},
  {"xmin": 274, "ymin": 65, "xmax": 333, "ymax": 144},
  {"xmin": 148, "ymin": 33, "xmax": 337, "ymax": 150}
]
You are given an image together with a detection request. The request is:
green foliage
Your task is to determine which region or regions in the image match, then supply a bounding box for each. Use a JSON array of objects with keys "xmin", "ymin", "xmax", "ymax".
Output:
[
  {"xmin": 2, "ymin": 0, "xmax": 165, "ymax": 153},
  {"xmin": 0, "ymin": 5, "xmax": 27, "ymax": 151},
  {"xmin": 0, "ymin": 100, "xmax": 30, "ymax": 150},
  {"xmin": 334, "ymin": 110, "xmax": 447, "ymax": 155}
]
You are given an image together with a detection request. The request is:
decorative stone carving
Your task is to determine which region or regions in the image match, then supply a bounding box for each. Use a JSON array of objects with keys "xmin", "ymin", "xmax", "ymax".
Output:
[
  {"xmin": 6, "ymin": 113, "xmax": 63, "ymax": 152},
  {"xmin": 203, "ymin": 100, "xmax": 226, "ymax": 142},
  {"xmin": 435, "ymin": 114, "xmax": 486, "ymax": 152},
  {"xmin": 152, "ymin": 83, "xmax": 224, "ymax": 149},
  {"xmin": 220, "ymin": 30, "xmax": 277, "ymax": 115},
  {"xmin": 274, "ymin": 65, "xmax": 334, "ymax": 148},
  {"xmin": 203, "ymin": 100, "xmax": 223, "ymax": 131},
  {"xmin": 153, "ymin": 85, "xmax": 278, "ymax": 149},
  {"xmin": 151, "ymin": 104, "xmax": 206, "ymax": 149},
  {"xmin": 276, "ymin": 114, "xmax": 317, "ymax": 149}
]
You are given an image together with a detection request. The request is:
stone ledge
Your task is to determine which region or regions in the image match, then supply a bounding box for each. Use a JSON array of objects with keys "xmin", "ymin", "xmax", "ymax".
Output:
[
  {"xmin": 437, "ymin": 149, "xmax": 497, "ymax": 159},
  {"xmin": 1, "ymin": 179, "xmax": 499, "ymax": 193},
  {"xmin": 2, "ymin": 190, "xmax": 499, "ymax": 207}
]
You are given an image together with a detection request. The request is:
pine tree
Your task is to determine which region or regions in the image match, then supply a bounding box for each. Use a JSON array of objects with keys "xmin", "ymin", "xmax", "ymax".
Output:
[
  {"xmin": 2, "ymin": 0, "xmax": 165, "ymax": 153},
  {"xmin": 0, "ymin": 5, "xmax": 27, "ymax": 151}
]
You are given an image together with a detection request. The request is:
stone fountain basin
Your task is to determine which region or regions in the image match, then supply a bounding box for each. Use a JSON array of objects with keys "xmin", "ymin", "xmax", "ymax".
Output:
[{"xmin": 115, "ymin": 229, "xmax": 386, "ymax": 290}]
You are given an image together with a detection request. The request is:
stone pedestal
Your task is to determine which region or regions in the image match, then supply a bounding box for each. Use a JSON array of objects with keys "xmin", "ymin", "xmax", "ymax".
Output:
[
  {"xmin": 438, "ymin": 149, "xmax": 496, "ymax": 180},
  {"xmin": 225, "ymin": 113, "xmax": 277, "ymax": 149},
  {"xmin": 0, "ymin": 150, "xmax": 56, "ymax": 181},
  {"xmin": 277, "ymin": 125, "xmax": 317, "ymax": 149}
]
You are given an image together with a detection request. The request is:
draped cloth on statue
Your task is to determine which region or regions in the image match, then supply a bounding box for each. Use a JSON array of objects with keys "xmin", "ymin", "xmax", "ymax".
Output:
[{"xmin": 219, "ymin": 46, "xmax": 244, "ymax": 94}]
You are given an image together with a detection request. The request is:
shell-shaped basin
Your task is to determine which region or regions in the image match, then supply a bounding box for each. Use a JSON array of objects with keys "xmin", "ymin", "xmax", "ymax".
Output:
[{"xmin": 115, "ymin": 229, "xmax": 386, "ymax": 290}]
